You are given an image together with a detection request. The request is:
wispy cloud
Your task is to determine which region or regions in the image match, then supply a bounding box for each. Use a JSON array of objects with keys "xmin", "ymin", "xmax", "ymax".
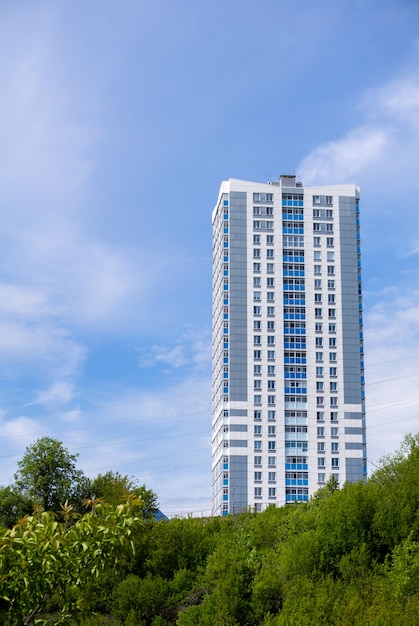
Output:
[{"xmin": 299, "ymin": 73, "xmax": 419, "ymax": 187}]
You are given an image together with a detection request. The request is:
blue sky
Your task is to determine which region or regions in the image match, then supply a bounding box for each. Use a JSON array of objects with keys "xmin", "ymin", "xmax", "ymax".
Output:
[{"xmin": 1, "ymin": 0, "xmax": 419, "ymax": 516}]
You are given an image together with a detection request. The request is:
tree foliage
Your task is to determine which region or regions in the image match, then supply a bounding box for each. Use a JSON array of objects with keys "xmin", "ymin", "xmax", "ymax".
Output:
[
  {"xmin": 0, "ymin": 497, "xmax": 143, "ymax": 625},
  {"xmin": 14, "ymin": 437, "xmax": 85, "ymax": 512},
  {"xmin": 2, "ymin": 433, "xmax": 419, "ymax": 624}
]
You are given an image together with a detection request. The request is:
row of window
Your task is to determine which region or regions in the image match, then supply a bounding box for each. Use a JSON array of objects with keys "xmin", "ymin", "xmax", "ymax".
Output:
[
  {"xmin": 254, "ymin": 487, "xmax": 277, "ymax": 498},
  {"xmin": 317, "ymin": 442, "xmax": 339, "ymax": 452},
  {"xmin": 315, "ymin": 352, "xmax": 338, "ymax": 362},
  {"xmin": 317, "ymin": 424, "xmax": 339, "ymax": 437},
  {"xmin": 253, "ymin": 248, "xmax": 275, "ymax": 258},
  {"xmin": 254, "ymin": 471, "xmax": 277, "ymax": 482},
  {"xmin": 254, "ymin": 425, "xmax": 276, "ymax": 435},
  {"xmin": 253, "ymin": 206, "xmax": 274, "ymax": 216}
]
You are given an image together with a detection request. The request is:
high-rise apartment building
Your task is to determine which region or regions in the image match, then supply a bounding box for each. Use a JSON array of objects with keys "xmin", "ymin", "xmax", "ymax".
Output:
[{"xmin": 212, "ymin": 175, "xmax": 366, "ymax": 516}]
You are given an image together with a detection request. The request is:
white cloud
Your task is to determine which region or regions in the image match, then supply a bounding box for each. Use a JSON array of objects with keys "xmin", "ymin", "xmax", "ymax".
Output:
[
  {"xmin": 32, "ymin": 381, "xmax": 75, "ymax": 407},
  {"xmin": 364, "ymin": 287, "xmax": 419, "ymax": 467},
  {"xmin": 138, "ymin": 330, "xmax": 211, "ymax": 371},
  {"xmin": 299, "ymin": 73, "xmax": 419, "ymax": 187},
  {"xmin": 299, "ymin": 127, "xmax": 388, "ymax": 185}
]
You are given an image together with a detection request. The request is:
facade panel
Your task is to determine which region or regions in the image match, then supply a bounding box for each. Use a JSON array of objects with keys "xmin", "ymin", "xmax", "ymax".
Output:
[{"xmin": 211, "ymin": 176, "xmax": 367, "ymax": 516}]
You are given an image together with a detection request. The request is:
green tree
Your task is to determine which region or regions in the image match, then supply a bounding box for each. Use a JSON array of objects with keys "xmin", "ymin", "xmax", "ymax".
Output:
[
  {"xmin": 0, "ymin": 496, "xmax": 143, "ymax": 625},
  {"xmin": 14, "ymin": 437, "xmax": 85, "ymax": 512},
  {"xmin": 0, "ymin": 486, "xmax": 33, "ymax": 528}
]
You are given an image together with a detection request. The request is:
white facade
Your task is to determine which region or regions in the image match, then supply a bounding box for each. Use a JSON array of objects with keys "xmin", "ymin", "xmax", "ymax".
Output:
[{"xmin": 212, "ymin": 176, "xmax": 366, "ymax": 516}]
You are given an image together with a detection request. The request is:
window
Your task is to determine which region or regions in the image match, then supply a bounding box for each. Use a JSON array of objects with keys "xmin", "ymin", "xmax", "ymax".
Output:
[
  {"xmin": 329, "ymin": 323, "xmax": 336, "ymax": 333},
  {"xmin": 253, "ymin": 320, "xmax": 261, "ymax": 330},
  {"xmin": 317, "ymin": 442, "xmax": 325, "ymax": 452},
  {"xmin": 254, "ymin": 425, "xmax": 262, "ymax": 435},
  {"xmin": 254, "ymin": 365, "xmax": 261, "ymax": 375},
  {"xmin": 313, "ymin": 195, "xmax": 320, "ymax": 204},
  {"xmin": 328, "ymin": 309, "xmax": 336, "ymax": 319},
  {"xmin": 315, "ymin": 294, "xmax": 322, "ymax": 303},
  {"xmin": 330, "ymin": 382, "xmax": 338, "ymax": 392},
  {"xmin": 267, "ymin": 262, "xmax": 274, "ymax": 273},
  {"xmin": 330, "ymin": 397, "xmax": 338, "ymax": 407},
  {"xmin": 267, "ymin": 249, "xmax": 274, "ymax": 258},
  {"xmin": 268, "ymin": 410, "xmax": 276, "ymax": 420},
  {"xmin": 268, "ymin": 364, "xmax": 275, "ymax": 375},
  {"xmin": 317, "ymin": 411, "xmax": 324, "ymax": 422},
  {"xmin": 328, "ymin": 294, "xmax": 335, "ymax": 304},
  {"xmin": 267, "ymin": 292, "xmax": 275, "ymax": 301},
  {"xmin": 315, "ymin": 308, "xmax": 323, "ymax": 318},
  {"xmin": 314, "ymin": 265, "xmax": 321, "ymax": 275},
  {"xmin": 325, "ymin": 196, "xmax": 333, "ymax": 205},
  {"xmin": 318, "ymin": 473, "xmax": 326, "ymax": 483},
  {"xmin": 254, "ymin": 441, "xmax": 262, "ymax": 450},
  {"xmin": 268, "ymin": 395, "xmax": 276, "ymax": 405},
  {"xmin": 314, "ymin": 279, "xmax": 322, "ymax": 289},
  {"xmin": 331, "ymin": 442, "xmax": 339, "ymax": 452},
  {"xmin": 314, "ymin": 251, "xmax": 321, "ymax": 261},
  {"xmin": 253, "ymin": 291, "xmax": 261, "ymax": 301},
  {"xmin": 254, "ymin": 350, "xmax": 261, "ymax": 359},
  {"xmin": 253, "ymin": 262, "xmax": 261, "ymax": 272},
  {"xmin": 254, "ymin": 395, "xmax": 261, "ymax": 405},
  {"xmin": 266, "ymin": 206, "xmax": 273, "ymax": 216},
  {"xmin": 329, "ymin": 367, "xmax": 337, "ymax": 377},
  {"xmin": 315, "ymin": 337, "xmax": 323, "ymax": 347},
  {"xmin": 268, "ymin": 487, "xmax": 276, "ymax": 498},
  {"xmin": 316, "ymin": 366, "xmax": 323, "ymax": 376},
  {"xmin": 268, "ymin": 441, "xmax": 276, "ymax": 451},
  {"xmin": 330, "ymin": 411, "xmax": 338, "ymax": 422},
  {"xmin": 266, "ymin": 234, "xmax": 274, "ymax": 244},
  {"xmin": 328, "ymin": 280, "xmax": 335, "ymax": 289},
  {"xmin": 317, "ymin": 458, "xmax": 325, "ymax": 468},
  {"xmin": 316, "ymin": 381, "xmax": 324, "ymax": 391},
  {"xmin": 254, "ymin": 305, "xmax": 261, "ymax": 315},
  {"xmin": 267, "ymin": 350, "xmax": 275, "ymax": 360},
  {"xmin": 313, "ymin": 236, "xmax": 321, "ymax": 246},
  {"xmin": 329, "ymin": 337, "xmax": 336, "ymax": 347},
  {"xmin": 331, "ymin": 426, "xmax": 339, "ymax": 437},
  {"xmin": 268, "ymin": 456, "xmax": 276, "ymax": 467},
  {"xmin": 327, "ymin": 265, "xmax": 335, "ymax": 275},
  {"xmin": 253, "ymin": 249, "xmax": 261, "ymax": 258},
  {"xmin": 327, "ymin": 252, "xmax": 335, "ymax": 261},
  {"xmin": 331, "ymin": 457, "xmax": 339, "ymax": 468},
  {"xmin": 254, "ymin": 471, "xmax": 262, "ymax": 482},
  {"xmin": 253, "ymin": 234, "xmax": 261, "ymax": 244},
  {"xmin": 254, "ymin": 335, "xmax": 261, "ymax": 345},
  {"xmin": 268, "ymin": 471, "xmax": 276, "ymax": 482},
  {"xmin": 254, "ymin": 410, "xmax": 261, "ymax": 420},
  {"xmin": 268, "ymin": 380, "xmax": 275, "ymax": 390},
  {"xmin": 253, "ymin": 206, "xmax": 261, "ymax": 216},
  {"xmin": 267, "ymin": 306, "xmax": 275, "ymax": 315},
  {"xmin": 329, "ymin": 352, "xmax": 337, "ymax": 362},
  {"xmin": 267, "ymin": 277, "xmax": 274, "ymax": 287},
  {"xmin": 316, "ymin": 352, "xmax": 323, "ymax": 362},
  {"xmin": 267, "ymin": 336, "xmax": 275, "ymax": 345},
  {"xmin": 316, "ymin": 396, "xmax": 324, "ymax": 407},
  {"xmin": 317, "ymin": 427, "xmax": 325, "ymax": 437},
  {"xmin": 253, "ymin": 277, "xmax": 261, "ymax": 287},
  {"xmin": 254, "ymin": 487, "xmax": 262, "ymax": 498},
  {"xmin": 315, "ymin": 323, "xmax": 323, "ymax": 332},
  {"xmin": 268, "ymin": 425, "xmax": 276, "ymax": 436},
  {"xmin": 254, "ymin": 380, "xmax": 261, "ymax": 390},
  {"xmin": 267, "ymin": 321, "xmax": 275, "ymax": 331}
]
